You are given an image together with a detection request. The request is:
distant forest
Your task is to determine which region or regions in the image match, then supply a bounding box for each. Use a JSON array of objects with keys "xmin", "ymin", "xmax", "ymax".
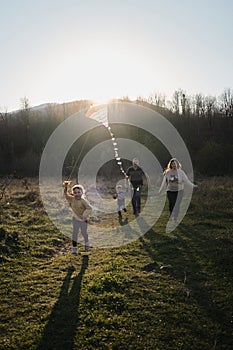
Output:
[{"xmin": 0, "ymin": 88, "xmax": 233, "ymax": 177}]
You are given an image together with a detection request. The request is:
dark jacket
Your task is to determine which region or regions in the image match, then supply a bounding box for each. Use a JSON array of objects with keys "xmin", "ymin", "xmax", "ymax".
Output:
[{"xmin": 126, "ymin": 166, "xmax": 145, "ymax": 188}]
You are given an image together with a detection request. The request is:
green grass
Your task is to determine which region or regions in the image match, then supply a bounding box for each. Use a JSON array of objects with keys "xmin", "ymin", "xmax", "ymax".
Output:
[{"xmin": 0, "ymin": 177, "xmax": 233, "ymax": 350}]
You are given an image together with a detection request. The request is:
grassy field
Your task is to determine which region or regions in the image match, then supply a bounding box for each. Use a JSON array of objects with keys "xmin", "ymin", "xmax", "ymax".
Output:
[{"xmin": 0, "ymin": 177, "xmax": 233, "ymax": 350}]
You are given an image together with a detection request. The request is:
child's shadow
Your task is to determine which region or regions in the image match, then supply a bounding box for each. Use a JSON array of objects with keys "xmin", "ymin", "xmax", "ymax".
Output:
[
  {"xmin": 119, "ymin": 217, "xmax": 128, "ymax": 226},
  {"xmin": 37, "ymin": 255, "xmax": 88, "ymax": 350}
]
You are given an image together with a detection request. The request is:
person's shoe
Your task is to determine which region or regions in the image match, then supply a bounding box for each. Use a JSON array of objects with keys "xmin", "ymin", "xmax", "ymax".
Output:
[
  {"xmin": 71, "ymin": 247, "xmax": 78, "ymax": 254},
  {"xmin": 123, "ymin": 208, "xmax": 127, "ymax": 212},
  {"xmin": 118, "ymin": 211, "xmax": 122, "ymax": 219},
  {"xmin": 85, "ymin": 241, "xmax": 92, "ymax": 250}
]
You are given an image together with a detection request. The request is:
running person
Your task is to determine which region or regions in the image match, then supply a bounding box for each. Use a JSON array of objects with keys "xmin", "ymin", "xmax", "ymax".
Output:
[
  {"xmin": 158, "ymin": 158, "xmax": 197, "ymax": 222},
  {"xmin": 125, "ymin": 158, "xmax": 146, "ymax": 216},
  {"xmin": 64, "ymin": 183, "xmax": 92, "ymax": 253}
]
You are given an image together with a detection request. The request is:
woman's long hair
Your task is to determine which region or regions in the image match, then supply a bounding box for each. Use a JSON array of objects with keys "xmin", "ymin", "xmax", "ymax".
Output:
[{"xmin": 164, "ymin": 158, "xmax": 182, "ymax": 174}]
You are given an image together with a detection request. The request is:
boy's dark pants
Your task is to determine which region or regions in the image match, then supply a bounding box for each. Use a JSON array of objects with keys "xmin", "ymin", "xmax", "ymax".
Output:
[{"xmin": 131, "ymin": 185, "xmax": 142, "ymax": 214}]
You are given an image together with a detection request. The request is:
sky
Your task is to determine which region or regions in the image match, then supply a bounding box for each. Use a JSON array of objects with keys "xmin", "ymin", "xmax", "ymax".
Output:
[{"xmin": 1, "ymin": 0, "xmax": 233, "ymax": 112}]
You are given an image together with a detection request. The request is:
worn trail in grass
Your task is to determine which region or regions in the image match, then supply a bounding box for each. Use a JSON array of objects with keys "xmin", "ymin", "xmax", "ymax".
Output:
[{"xmin": 0, "ymin": 177, "xmax": 233, "ymax": 349}]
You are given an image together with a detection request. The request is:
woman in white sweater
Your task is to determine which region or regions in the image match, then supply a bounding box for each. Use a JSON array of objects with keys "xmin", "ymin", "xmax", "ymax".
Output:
[{"xmin": 159, "ymin": 158, "xmax": 197, "ymax": 222}]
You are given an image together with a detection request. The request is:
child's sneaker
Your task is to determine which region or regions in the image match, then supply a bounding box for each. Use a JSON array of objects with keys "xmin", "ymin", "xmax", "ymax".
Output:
[
  {"xmin": 118, "ymin": 211, "xmax": 122, "ymax": 219},
  {"xmin": 71, "ymin": 247, "xmax": 77, "ymax": 254},
  {"xmin": 85, "ymin": 241, "xmax": 91, "ymax": 250}
]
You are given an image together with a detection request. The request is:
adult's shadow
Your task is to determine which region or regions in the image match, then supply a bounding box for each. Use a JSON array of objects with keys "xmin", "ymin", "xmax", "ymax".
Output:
[
  {"xmin": 140, "ymin": 222, "xmax": 233, "ymax": 348},
  {"xmin": 37, "ymin": 255, "xmax": 89, "ymax": 350}
]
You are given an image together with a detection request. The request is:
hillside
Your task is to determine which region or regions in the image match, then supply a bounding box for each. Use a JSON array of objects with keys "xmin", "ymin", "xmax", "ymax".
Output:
[
  {"xmin": 1, "ymin": 98, "xmax": 233, "ymax": 177},
  {"xmin": 0, "ymin": 176, "xmax": 232, "ymax": 349}
]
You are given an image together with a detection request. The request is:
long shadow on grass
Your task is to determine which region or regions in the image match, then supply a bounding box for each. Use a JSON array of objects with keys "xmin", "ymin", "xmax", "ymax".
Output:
[
  {"xmin": 139, "ymin": 221, "xmax": 232, "ymax": 348},
  {"xmin": 178, "ymin": 223, "xmax": 233, "ymax": 347},
  {"xmin": 37, "ymin": 255, "xmax": 88, "ymax": 350}
]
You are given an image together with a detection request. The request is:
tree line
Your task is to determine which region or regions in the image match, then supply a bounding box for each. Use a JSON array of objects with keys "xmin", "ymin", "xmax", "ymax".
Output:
[{"xmin": 0, "ymin": 88, "xmax": 233, "ymax": 177}]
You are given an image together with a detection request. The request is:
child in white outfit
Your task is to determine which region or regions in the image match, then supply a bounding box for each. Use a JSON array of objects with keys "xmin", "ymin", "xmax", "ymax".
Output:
[{"xmin": 113, "ymin": 185, "xmax": 127, "ymax": 219}]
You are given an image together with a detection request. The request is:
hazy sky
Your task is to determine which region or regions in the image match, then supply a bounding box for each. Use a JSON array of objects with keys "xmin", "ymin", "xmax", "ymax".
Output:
[{"xmin": 1, "ymin": 0, "xmax": 233, "ymax": 111}]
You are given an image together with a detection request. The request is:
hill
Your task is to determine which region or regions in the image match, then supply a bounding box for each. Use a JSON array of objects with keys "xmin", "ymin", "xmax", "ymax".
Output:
[{"xmin": 0, "ymin": 176, "xmax": 232, "ymax": 349}]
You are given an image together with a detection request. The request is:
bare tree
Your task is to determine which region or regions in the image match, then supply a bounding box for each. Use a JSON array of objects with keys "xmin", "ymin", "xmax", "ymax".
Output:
[
  {"xmin": 172, "ymin": 89, "xmax": 186, "ymax": 114},
  {"xmin": 219, "ymin": 88, "xmax": 233, "ymax": 117},
  {"xmin": 204, "ymin": 95, "xmax": 217, "ymax": 129},
  {"xmin": 172, "ymin": 90, "xmax": 180, "ymax": 114},
  {"xmin": 148, "ymin": 92, "xmax": 166, "ymax": 107},
  {"xmin": 181, "ymin": 93, "xmax": 186, "ymax": 115},
  {"xmin": 19, "ymin": 97, "xmax": 31, "ymax": 129},
  {"xmin": 20, "ymin": 96, "xmax": 31, "ymax": 112},
  {"xmin": 194, "ymin": 93, "xmax": 205, "ymax": 117}
]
